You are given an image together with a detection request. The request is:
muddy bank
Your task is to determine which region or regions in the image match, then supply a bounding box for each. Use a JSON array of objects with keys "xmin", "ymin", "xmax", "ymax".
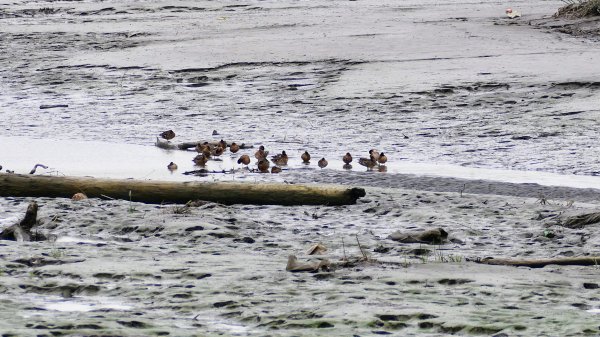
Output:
[{"xmin": 0, "ymin": 186, "xmax": 599, "ymax": 336}]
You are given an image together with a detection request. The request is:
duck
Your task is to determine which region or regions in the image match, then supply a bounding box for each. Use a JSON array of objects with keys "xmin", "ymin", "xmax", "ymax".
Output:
[
  {"xmin": 193, "ymin": 154, "xmax": 208, "ymax": 166},
  {"xmin": 255, "ymin": 145, "xmax": 268, "ymax": 160},
  {"xmin": 237, "ymin": 154, "xmax": 251, "ymax": 166},
  {"xmin": 167, "ymin": 162, "xmax": 178, "ymax": 170},
  {"xmin": 358, "ymin": 157, "xmax": 377, "ymax": 170},
  {"xmin": 271, "ymin": 151, "xmax": 288, "ymax": 166},
  {"xmin": 318, "ymin": 158, "xmax": 328, "ymax": 169},
  {"xmin": 257, "ymin": 158, "xmax": 270, "ymax": 173},
  {"xmin": 378, "ymin": 152, "xmax": 388, "ymax": 165},
  {"xmin": 212, "ymin": 145, "xmax": 224, "ymax": 157},
  {"xmin": 271, "ymin": 166, "xmax": 282, "ymax": 174},
  {"xmin": 369, "ymin": 149, "xmax": 380, "ymax": 162},
  {"xmin": 301, "ymin": 150, "xmax": 311, "ymax": 164},
  {"xmin": 343, "ymin": 152, "xmax": 353, "ymax": 164},
  {"xmin": 219, "ymin": 139, "xmax": 227, "ymax": 150},
  {"xmin": 196, "ymin": 142, "xmax": 211, "ymax": 155},
  {"xmin": 229, "ymin": 142, "xmax": 240, "ymax": 153},
  {"xmin": 160, "ymin": 130, "xmax": 175, "ymax": 141}
]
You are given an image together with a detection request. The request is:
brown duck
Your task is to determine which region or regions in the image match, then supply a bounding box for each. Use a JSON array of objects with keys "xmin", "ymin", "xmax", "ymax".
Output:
[
  {"xmin": 196, "ymin": 142, "xmax": 211, "ymax": 156},
  {"xmin": 369, "ymin": 149, "xmax": 380, "ymax": 162},
  {"xmin": 167, "ymin": 162, "xmax": 178, "ymax": 170},
  {"xmin": 301, "ymin": 151, "xmax": 311, "ymax": 164},
  {"xmin": 257, "ymin": 158, "xmax": 270, "ymax": 173},
  {"xmin": 255, "ymin": 145, "xmax": 268, "ymax": 160},
  {"xmin": 237, "ymin": 154, "xmax": 251, "ymax": 166},
  {"xmin": 358, "ymin": 157, "xmax": 377, "ymax": 170},
  {"xmin": 219, "ymin": 139, "xmax": 227, "ymax": 150},
  {"xmin": 271, "ymin": 166, "xmax": 282, "ymax": 174},
  {"xmin": 271, "ymin": 151, "xmax": 288, "ymax": 166},
  {"xmin": 193, "ymin": 154, "xmax": 208, "ymax": 166},
  {"xmin": 318, "ymin": 158, "xmax": 328, "ymax": 169},
  {"xmin": 343, "ymin": 152, "xmax": 353, "ymax": 164},
  {"xmin": 229, "ymin": 142, "xmax": 240, "ymax": 153},
  {"xmin": 212, "ymin": 145, "xmax": 224, "ymax": 157},
  {"xmin": 160, "ymin": 130, "xmax": 175, "ymax": 141},
  {"xmin": 378, "ymin": 152, "xmax": 388, "ymax": 165}
]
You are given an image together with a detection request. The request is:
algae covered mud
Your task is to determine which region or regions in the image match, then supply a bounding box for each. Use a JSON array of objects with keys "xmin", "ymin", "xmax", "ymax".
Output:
[{"xmin": 2, "ymin": 0, "xmax": 600, "ymax": 335}]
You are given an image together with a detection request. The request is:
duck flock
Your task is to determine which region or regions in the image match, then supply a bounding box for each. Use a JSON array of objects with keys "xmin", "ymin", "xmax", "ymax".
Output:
[{"xmin": 160, "ymin": 130, "xmax": 388, "ymax": 174}]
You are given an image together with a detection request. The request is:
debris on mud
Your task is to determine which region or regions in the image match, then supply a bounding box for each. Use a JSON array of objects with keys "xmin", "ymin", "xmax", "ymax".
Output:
[{"xmin": 555, "ymin": 0, "xmax": 600, "ymax": 18}]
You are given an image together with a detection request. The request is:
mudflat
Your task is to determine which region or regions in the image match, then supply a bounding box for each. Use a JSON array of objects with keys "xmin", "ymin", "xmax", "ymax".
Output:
[{"xmin": 1, "ymin": 0, "xmax": 600, "ymax": 336}]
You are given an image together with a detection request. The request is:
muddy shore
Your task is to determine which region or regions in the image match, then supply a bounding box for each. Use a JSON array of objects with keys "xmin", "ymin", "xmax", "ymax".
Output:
[
  {"xmin": 1, "ymin": 0, "xmax": 600, "ymax": 336},
  {"xmin": 1, "ymin": 185, "xmax": 600, "ymax": 336}
]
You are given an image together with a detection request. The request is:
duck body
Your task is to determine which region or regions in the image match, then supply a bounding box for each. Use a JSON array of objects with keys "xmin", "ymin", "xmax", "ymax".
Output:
[
  {"xmin": 160, "ymin": 130, "xmax": 176, "ymax": 141},
  {"xmin": 369, "ymin": 149, "xmax": 380, "ymax": 162},
  {"xmin": 318, "ymin": 158, "xmax": 328, "ymax": 169},
  {"xmin": 271, "ymin": 151, "xmax": 288, "ymax": 166},
  {"xmin": 358, "ymin": 157, "xmax": 377, "ymax": 169},
  {"xmin": 343, "ymin": 152, "xmax": 352, "ymax": 164},
  {"xmin": 212, "ymin": 146, "xmax": 224, "ymax": 157},
  {"xmin": 230, "ymin": 142, "xmax": 240, "ymax": 153},
  {"xmin": 196, "ymin": 142, "xmax": 211, "ymax": 157},
  {"xmin": 257, "ymin": 158, "xmax": 270, "ymax": 173},
  {"xmin": 167, "ymin": 162, "xmax": 178, "ymax": 170},
  {"xmin": 193, "ymin": 154, "xmax": 208, "ymax": 166},
  {"xmin": 301, "ymin": 151, "xmax": 311, "ymax": 164},
  {"xmin": 378, "ymin": 152, "xmax": 388, "ymax": 165},
  {"xmin": 255, "ymin": 146, "xmax": 268, "ymax": 160},
  {"xmin": 237, "ymin": 154, "xmax": 251, "ymax": 166}
]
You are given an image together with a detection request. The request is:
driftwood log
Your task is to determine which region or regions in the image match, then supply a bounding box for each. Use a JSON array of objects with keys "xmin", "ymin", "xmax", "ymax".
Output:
[
  {"xmin": 0, "ymin": 173, "xmax": 365, "ymax": 206},
  {"xmin": 155, "ymin": 139, "xmax": 253, "ymax": 151},
  {"xmin": 0, "ymin": 201, "xmax": 40, "ymax": 241},
  {"xmin": 286, "ymin": 255, "xmax": 330, "ymax": 272},
  {"xmin": 561, "ymin": 212, "xmax": 600, "ymax": 229},
  {"xmin": 388, "ymin": 228, "xmax": 448, "ymax": 244},
  {"xmin": 476, "ymin": 256, "xmax": 600, "ymax": 268}
]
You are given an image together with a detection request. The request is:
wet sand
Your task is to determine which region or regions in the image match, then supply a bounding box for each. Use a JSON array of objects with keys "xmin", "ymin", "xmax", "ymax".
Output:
[{"xmin": 1, "ymin": 0, "xmax": 600, "ymax": 335}]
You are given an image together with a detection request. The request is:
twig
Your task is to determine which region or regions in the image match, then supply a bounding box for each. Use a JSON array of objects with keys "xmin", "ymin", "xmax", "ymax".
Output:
[{"xmin": 356, "ymin": 234, "xmax": 368, "ymax": 260}]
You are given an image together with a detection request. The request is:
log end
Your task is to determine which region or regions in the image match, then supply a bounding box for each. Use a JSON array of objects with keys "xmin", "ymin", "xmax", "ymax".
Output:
[{"xmin": 348, "ymin": 187, "xmax": 366, "ymax": 203}]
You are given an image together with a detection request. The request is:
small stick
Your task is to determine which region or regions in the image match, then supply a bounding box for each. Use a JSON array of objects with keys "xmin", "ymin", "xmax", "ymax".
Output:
[
  {"xmin": 342, "ymin": 237, "xmax": 347, "ymax": 261},
  {"xmin": 356, "ymin": 234, "xmax": 368, "ymax": 260}
]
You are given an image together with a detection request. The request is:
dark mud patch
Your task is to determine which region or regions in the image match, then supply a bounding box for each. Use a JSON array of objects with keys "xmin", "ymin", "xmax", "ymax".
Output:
[{"xmin": 529, "ymin": 15, "xmax": 600, "ymax": 41}]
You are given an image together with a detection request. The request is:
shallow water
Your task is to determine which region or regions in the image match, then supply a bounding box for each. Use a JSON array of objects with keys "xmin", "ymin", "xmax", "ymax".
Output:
[{"xmin": 4, "ymin": 136, "xmax": 600, "ymax": 191}]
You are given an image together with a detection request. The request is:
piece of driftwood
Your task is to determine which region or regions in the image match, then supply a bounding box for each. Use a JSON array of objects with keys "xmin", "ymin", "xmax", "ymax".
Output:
[
  {"xmin": 0, "ymin": 173, "xmax": 366, "ymax": 206},
  {"xmin": 0, "ymin": 201, "xmax": 39, "ymax": 241},
  {"xmin": 388, "ymin": 228, "xmax": 448, "ymax": 244},
  {"xmin": 561, "ymin": 212, "xmax": 600, "ymax": 229},
  {"xmin": 286, "ymin": 255, "xmax": 330, "ymax": 272},
  {"xmin": 476, "ymin": 256, "xmax": 600, "ymax": 268},
  {"xmin": 155, "ymin": 139, "xmax": 253, "ymax": 151}
]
